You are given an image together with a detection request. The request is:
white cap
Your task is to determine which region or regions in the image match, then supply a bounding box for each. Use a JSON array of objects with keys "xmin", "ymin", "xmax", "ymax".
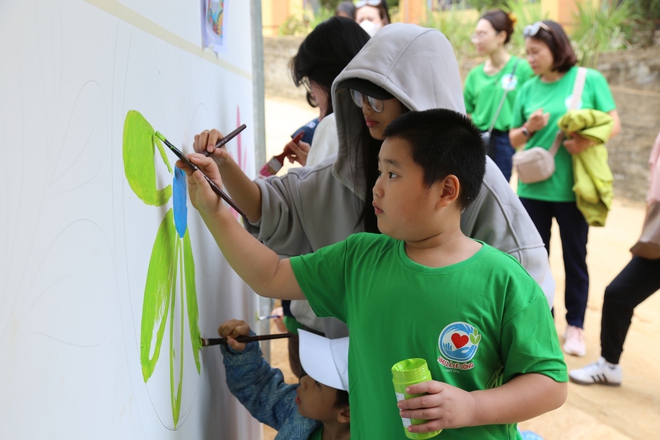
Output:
[{"xmin": 298, "ymin": 330, "xmax": 350, "ymax": 392}]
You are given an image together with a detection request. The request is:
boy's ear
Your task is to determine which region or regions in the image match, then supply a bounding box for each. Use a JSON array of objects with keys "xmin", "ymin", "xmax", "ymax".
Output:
[
  {"xmin": 336, "ymin": 405, "xmax": 350, "ymax": 424},
  {"xmin": 434, "ymin": 175, "xmax": 460, "ymax": 208}
]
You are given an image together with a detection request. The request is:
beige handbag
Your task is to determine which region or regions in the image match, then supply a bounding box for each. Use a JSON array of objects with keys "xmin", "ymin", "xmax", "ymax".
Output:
[
  {"xmin": 513, "ymin": 67, "xmax": 587, "ymax": 184},
  {"xmin": 512, "ymin": 132, "xmax": 563, "ymax": 184},
  {"xmin": 630, "ymin": 202, "xmax": 660, "ymax": 259}
]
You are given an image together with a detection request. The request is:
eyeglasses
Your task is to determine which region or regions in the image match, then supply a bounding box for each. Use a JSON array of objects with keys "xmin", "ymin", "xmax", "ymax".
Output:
[
  {"xmin": 355, "ymin": 0, "xmax": 382, "ymax": 8},
  {"xmin": 350, "ymin": 89, "xmax": 385, "ymax": 112},
  {"xmin": 470, "ymin": 31, "xmax": 495, "ymax": 42},
  {"xmin": 523, "ymin": 21, "xmax": 552, "ymax": 38}
]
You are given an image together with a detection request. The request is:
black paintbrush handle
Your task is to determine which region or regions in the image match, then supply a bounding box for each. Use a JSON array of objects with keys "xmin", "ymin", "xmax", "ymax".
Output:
[
  {"xmin": 200, "ymin": 173, "xmax": 248, "ymax": 218},
  {"xmin": 204, "ymin": 124, "xmax": 247, "ymax": 156},
  {"xmin": 202, "ymin": 333, "xmax": 293, "ymax": 347},
  {"xmin": 161, "ymin": 136, "xmax": 247, "ymax": 218}
]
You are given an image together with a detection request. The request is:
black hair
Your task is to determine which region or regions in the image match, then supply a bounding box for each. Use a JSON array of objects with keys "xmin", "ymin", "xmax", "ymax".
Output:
[
  {"xmin": 335, "ymin": 1, "xmax": 356, "ymax": 19},
  {"xmin": 357, "ymin": 129, "xmax": 384, "ymax": 233},
  {"xmin": 354, "ymin": 103, "xmax": 410, "ymax": 233},
  {"xmin": 290, "ymin": 17, "xmax": 370, "ymax": 112},
  {"xmin": 299, "ymin": 369, "xmax": 350, "ymax": 412},
  {"xmin": 334, "ymin": 389, "xmax": 350, "ymax": 410},
  {"xmin": 382, "ymin": 109, "xmax": 486, "ymax": 209},
  {"xmin": 481, "ymin": 9, "xmax": 515, "ymax": 44},
  {"xmin": 528, "ymin": 20, "xmax": 577, "ymax": 73}
]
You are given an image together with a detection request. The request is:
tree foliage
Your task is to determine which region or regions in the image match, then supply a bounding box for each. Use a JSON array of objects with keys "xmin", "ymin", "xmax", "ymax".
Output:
[{"xmin": 571, "ymin": 0, "xmax": 640, "ymax": 67}]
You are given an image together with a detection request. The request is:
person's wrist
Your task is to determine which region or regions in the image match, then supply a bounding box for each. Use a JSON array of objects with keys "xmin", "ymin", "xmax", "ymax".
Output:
[
  {"xmin": 521, "ymin": 125, "xmax": 532, "ymax": 138},
  {"xmin": 216, "ymin": 153, "xmax": 234, "ymax": 169}
]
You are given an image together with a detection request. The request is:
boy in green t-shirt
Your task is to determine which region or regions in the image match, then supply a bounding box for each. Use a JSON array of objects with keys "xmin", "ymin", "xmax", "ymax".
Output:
[{"xmin": 179, "ymin": 108, "xmax": 567, "ymax": 439}]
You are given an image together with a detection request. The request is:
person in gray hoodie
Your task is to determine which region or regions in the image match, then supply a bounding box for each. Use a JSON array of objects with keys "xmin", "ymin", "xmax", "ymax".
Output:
[{"xmin": 193, "ymin": 23, "xmax": 555, "ymax": 338}]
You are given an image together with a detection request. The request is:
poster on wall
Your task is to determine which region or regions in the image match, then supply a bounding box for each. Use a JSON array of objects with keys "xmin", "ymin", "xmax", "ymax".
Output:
[{"xmin": 202, "ymin": 0, "xmax": 228, "ymax": 54}]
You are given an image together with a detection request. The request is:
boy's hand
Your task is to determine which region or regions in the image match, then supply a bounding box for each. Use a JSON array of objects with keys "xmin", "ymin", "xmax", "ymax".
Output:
[
  {"xmin": 193, "ymin": 129, "xmax": 233, "ymax": 168},
  {"xmin": 177, "ymin": 153, "xmax": 226, "ymax": 215},
  {"xmin": 397, "ymin": 380, "xmax": 477, "ymax": 432},
  {"xmin": 218, "ymin": 319, "xmax": 251, "ymax": 352}
]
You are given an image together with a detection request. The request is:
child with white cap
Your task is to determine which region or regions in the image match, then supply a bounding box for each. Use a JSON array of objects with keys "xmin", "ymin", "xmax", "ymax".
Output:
[{"xmin": 218, "ymin": 319, "xmax": 350, "ymax": 440}]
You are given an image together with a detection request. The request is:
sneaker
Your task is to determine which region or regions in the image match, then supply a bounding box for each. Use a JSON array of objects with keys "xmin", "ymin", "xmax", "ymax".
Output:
[
  {"xmin": 563, "ymin": 325, "xmax": 586, "ymax": 357},
  {"xmin": 569, "ymin": 357, "xmax": 622, "ymax": 386}
]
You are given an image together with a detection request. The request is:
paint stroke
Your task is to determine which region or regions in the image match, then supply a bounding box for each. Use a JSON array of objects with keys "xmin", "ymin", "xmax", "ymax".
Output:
[
  {"xmin": 123, "ymin": 110, "xmax": 172, "ymax": 206},
  {"xmin": 122, "ymin": 110, "xmax": 201, "ymax": 428}
]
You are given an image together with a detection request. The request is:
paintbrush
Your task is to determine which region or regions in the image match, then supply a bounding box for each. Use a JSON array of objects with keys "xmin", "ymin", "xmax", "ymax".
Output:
[
  {"xmin": 200, "ymin": 333, "xmax": 293, "ymax": 347},
  {"xmin": 254, "ymin": 311, "xmax": 282, "ymax": 322},
  {"xmin": 203, "ymin": 124, "xmax": 247, "ymax": 157},
  {"xmin": 155, "ymin": 131, "xmax": 247, "ymax": 218},
  {"xmin": 258, "ymin": 131, "xmax": 305, "ymax": 177}
]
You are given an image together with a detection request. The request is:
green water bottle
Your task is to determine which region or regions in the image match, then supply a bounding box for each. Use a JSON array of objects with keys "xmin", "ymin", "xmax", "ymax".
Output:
[{"xmin": 392, "ymin": 358, "xmax": 442, "ymax": 439}]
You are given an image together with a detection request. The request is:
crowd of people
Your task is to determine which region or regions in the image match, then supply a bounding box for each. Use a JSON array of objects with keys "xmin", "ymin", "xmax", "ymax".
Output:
[{"xmin": 179, "ymin": 5, "xmax": 658, "ymax": 439}]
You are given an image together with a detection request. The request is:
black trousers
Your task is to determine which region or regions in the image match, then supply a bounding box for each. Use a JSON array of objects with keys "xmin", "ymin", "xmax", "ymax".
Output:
[
  {"xmin": 520, "ymin": 198, "xmax": 590, "ymax": 328},
  {"xmin": 601, "ymin": 255, "xmax": 660, "ymax": 364}
]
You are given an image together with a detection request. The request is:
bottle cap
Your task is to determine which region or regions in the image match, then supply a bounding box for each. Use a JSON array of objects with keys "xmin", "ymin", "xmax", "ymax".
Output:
[{"xmin": 392, "ymin": 358, "xmax": 430, "ymax": 383}]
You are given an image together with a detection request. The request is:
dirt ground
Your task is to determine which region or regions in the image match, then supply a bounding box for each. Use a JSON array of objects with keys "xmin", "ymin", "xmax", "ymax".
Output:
[{"xmin": 261, "ymin": 96, "xmax": 660, "ymax": 440}]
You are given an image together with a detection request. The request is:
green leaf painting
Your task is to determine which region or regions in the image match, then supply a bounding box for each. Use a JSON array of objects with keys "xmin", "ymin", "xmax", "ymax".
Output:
[
  {"xmin": 123, "ymin": 110, "xmax": 201, "ymax": 428},
  {"xmin": 123, "ymin": 110, "xmax": 172, "ymax": 206}
]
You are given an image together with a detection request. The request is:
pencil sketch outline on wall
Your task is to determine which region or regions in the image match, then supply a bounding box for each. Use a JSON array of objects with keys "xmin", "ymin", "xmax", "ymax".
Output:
[{"xmin": 122, "ymin": 110, "xmax": 201, "ymax": 429}]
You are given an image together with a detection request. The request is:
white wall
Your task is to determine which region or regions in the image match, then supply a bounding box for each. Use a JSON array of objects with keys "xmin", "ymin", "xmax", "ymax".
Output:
[{"xmin": 0, "ymin": 0, "xmax": 262, "ymax": 438}]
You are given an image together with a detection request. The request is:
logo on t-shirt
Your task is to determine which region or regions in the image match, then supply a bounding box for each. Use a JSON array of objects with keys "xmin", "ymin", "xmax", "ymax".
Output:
[
  {"xmin": 437, "ymin": 322, "xmax": 481, "ymax": 371},
  {"xmin": 501, "ymin": 73, "xmax": 518, "ymax": 91},
  {"xmin": 564, "ymin": 94, "xmax": 583, "ymax": 110}
]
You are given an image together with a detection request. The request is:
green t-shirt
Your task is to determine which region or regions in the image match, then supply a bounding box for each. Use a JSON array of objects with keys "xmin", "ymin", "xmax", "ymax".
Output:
[
  {"xmin": 309, "ymin": 426, "xmax": 324, "ymax": 440},
  {"xmin": 512, "ymin": 66, "xmax": 616, "ymax": 202},
  {"xmin": 464, "ymin": 56, "xmax": 534, "ymax": 132},
  {"xmin": 290, "ymin": 233, "xmax": 567, "ymax": 440}
]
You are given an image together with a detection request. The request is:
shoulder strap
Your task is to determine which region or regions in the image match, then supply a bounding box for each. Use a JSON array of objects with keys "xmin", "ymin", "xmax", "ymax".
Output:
[
  {"xmin": 569, "ymin": 67, "xmax": 587, "ymax": 111},
  {"xmin": 548, "ymin": 131, "xmax": 565, "ymax": 156},
  {"xmin": 486, "ymin": 58, "xmax": 521, "ymax": 135},
  {"xmin": 548, "ymin": 67, "xmax": 588, "ymax": 156}
]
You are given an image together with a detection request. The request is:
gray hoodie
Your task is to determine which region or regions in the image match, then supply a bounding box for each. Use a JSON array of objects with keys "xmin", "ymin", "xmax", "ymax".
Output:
[{"xmin": 249, "ymin": 24, "xmax": 554, "ymax": 337}]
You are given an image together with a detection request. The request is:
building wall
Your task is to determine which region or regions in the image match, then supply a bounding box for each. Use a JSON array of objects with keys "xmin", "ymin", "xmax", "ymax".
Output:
[{"xmin": 262, "ymin": 0, "xmax": 299, "ymax": 36}]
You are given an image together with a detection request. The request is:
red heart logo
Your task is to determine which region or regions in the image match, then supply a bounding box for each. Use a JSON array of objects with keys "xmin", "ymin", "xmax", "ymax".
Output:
[{"xmin": 451, "ymin": 333, "xmax": 469, "ymax": 349}]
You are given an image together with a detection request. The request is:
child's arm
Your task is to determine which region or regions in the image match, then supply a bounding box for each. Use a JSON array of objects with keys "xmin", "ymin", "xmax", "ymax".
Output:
[
  {"xmin": 397, "ymin": 373, "xmax": 567, "ymax": 433},
  {"xmin": 219, "ymin": 320, "xmax": 319, "ymax": 434},
  {"xmin": 193, "ymin": 129, "xmax": 263, "ymax": 223},
  {"xmin": 218, "ymin": 319, "xmax": 253, "ymax": 352},
  {"xmin": 178, "ymin": 153, "xmax": 305, "ymax": 301}
]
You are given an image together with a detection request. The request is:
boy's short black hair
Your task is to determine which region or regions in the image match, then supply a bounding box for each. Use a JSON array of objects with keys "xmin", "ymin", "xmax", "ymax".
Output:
[
  {"xmin": 300, "ymin": 368, "xmax": 350, "ymax": 411},
  {"xmin": 334, "ymin": 389, "xmax": 349, "ymax": 409},
  {"xmin": 382, "ymin": 109, "xmax": 486, "ymax": 209}
]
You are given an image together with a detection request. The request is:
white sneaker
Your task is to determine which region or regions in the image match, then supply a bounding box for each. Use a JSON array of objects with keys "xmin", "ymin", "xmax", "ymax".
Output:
[
  {"xmin": 563, "ymin": 325, "xmax": 586, "ymax": 357},
  {"xmin": 569, "ymin": 357, "xmax": 622, "ymax": 386}
]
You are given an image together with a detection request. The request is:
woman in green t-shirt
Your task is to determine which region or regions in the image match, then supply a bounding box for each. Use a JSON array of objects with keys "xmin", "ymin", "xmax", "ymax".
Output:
[
  {"xmin": 463, "ymin": 9, "xmax": 533, "ymax": 181},
  {"xmin": 510, "ymin": 20, "xmax": 621, "ymax": 359}
]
